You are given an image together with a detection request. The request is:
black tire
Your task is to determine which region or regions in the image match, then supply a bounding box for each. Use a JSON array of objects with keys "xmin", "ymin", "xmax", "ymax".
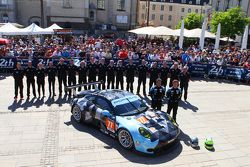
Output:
[
  {"xmin": 118, "ymin": 129, "xmax": 134, "ymax": 150},
  {"xmin": 72, "ymin": 105, "xmax": 83, "ymax": 123}
]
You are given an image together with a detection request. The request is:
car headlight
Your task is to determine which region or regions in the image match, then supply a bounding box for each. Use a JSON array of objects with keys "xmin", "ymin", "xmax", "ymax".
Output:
[{"xmin": 138, "ymin": 127, "xmax": 152, "ymax": 139}]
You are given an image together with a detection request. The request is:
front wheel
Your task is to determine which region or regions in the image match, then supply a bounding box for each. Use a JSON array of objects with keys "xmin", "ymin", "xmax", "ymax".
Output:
[
  {"xmin": 118, "ymin": 129, "xmax": 134, "ymax": 149},
  {"xmin": 72, "ymin": 105, "xmax": 83, "ymax": 123}
]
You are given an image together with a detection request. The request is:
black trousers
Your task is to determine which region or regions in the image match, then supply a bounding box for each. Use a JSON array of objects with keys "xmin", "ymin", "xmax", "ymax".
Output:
[
  {"xmin": 137, "ymin": 77, "xmax": 146, "ymax": 94},
  {"xmin": 107, "ymin": 76, "xmax": 115, "ymax": 89},
  {"xmin": 14, "ymin": 79, "xmax": 23, "ymax": 98},
  {"xmin": 37, "ymin": 79, "xmax": 45, "ymax": 97},
  {"xmin": 88, "ymin": 75, "xmax": 96, "ymax": 89},
  {"xmin": 116, "ymin": 76, "xmax": 124, "ymax": 90},
  {"xmin": 68, "ymin": 77, "xmax": 76, "ymax": 96},
  {"xmin": 98, "ymin": 75, "xmax": 106, "ymax": 90},
  {"xmin": 167, "ymin": 102, "xmax": 178, "ymax": 122},
  {"xmin": 78, "ymin": 76, "xmax": 87, "ymax": 91},
  {"xmin": 149, "ymin": 78, "xmax": 157, "ymax": 92},
  {"xmin": 58, "ymin": 76, "xmax": 67, "ymax": 95},
  {"xmin": 48, "ymin": 78, "xmax": 55, "ymax": 95},
  {"xmin": 26, "ymin": 78, "xmax": 36, "ymax": 97},
  {"xmin": 180, "ymin": 83, "xmax": 188, "ymax": 100},
  {"xmin": 151, "ymin": 100, "xmax": 162, "ymax": 110},
  {"xmin": 126, "ymin": 78, "xmax": 134, "ymax": 93}
]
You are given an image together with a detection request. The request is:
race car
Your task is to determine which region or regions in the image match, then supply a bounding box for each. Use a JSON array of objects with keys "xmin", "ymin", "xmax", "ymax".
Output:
[{"xmin": 68, "ymin": 83, "xmax": 180, "ymax": 154}]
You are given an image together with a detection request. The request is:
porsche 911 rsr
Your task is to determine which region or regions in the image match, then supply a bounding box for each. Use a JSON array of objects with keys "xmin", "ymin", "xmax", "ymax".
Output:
[{"xmin": 69, "ymin": 84, "xmax": 180, "ymax": 154}]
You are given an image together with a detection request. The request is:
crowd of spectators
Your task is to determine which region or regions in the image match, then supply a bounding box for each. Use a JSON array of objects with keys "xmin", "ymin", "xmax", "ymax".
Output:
[{"xmin": 0, "ymin": 35, "xmax": 249, "ymax": 68}]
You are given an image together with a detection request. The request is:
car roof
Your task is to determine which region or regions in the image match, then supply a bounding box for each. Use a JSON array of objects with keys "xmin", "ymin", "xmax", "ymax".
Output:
[{"xmin": 94, "ymin": 89, "xmax": 135, "ymax": 101}]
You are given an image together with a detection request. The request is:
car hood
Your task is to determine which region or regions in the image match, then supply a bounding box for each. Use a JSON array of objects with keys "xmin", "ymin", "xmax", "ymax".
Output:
[{"xmin": 116, "ymin": 110, "xmax": 179, "ymax": 142}]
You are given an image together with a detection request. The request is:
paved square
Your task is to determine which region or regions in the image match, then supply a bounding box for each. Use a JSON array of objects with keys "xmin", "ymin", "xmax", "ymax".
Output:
[{"xmin": 0, "ymin": 75, "xmax": 250, "ymax": 167}]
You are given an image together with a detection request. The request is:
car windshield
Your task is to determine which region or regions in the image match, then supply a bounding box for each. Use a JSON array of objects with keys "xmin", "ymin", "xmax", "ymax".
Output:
[{"xmin": 111, "ymin": 95, "xmax": 148, "ymax": 116}]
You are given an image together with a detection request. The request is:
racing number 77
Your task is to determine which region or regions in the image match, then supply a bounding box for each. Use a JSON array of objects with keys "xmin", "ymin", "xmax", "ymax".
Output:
[{"xmin": 105, "ymin": 118, "xmax": 115, "ymax": 133}]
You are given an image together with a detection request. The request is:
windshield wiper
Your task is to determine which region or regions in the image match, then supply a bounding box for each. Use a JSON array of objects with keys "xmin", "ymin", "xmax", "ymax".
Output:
[{"xmin": 125, "ymin": 98, "xmax": 141, "ymax": 113}]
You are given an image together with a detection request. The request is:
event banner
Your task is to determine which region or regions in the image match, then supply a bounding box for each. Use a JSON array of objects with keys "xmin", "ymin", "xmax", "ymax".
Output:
[{"xmin": 0, "ymin": 57, "xmax": 249, "ymax": 81}]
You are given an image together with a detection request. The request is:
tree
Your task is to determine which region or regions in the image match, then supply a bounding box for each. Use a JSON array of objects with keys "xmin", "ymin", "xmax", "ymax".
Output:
[
  {"xmin": 210, "ymin": 7, "xmax": 248, "ymax": 38},
  {"xmin": 246, "ymin": 17, "xmax": 250, "ymax": 25},
  {"xmin": 176, "ymin": 13, "xmax": 203, "ymax": 30}
]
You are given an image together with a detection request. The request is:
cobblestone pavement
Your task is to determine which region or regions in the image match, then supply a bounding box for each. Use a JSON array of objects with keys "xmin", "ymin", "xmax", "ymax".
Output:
[{"xmin": 0, "ymin": 75, "xmax": 250, "ymax": 167}]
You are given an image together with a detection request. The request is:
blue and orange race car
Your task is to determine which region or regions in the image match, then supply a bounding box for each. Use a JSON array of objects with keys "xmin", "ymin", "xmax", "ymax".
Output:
[{"xmin": 69, "ymin": 83, "xmax": 180, "ymax": 154}]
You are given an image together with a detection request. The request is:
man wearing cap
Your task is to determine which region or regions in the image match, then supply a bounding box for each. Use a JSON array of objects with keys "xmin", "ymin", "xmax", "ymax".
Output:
[
  {"xmin": 136, "ymin": 59, "xmax": 148, "ymax": 95},
  {"xmin": 46, "ymin": 61, "xmax": 57, "ymax": 97},
  {"xmin": 25, "ymin": 61, "xmax": 36, "ymax": 99},
  {"xmin": 97, "ymin": 58, "xmax": 107, "ymax": 90},
  {"xmin": 115, "ymin": 60, "xmax": 125, "ymax": 90},
  {"xmin": 166, "ymin": 80, "xmax": 182, "ymax": 122},
  {"xmin": 179, "ymin": 66, "xmax": 190, "ymax": 101},
  {"xmin": 57, "ymin": 58, "xmax": 68, "ymax": 96},
  {"xmin": 149, "ymin": 78, "xmax": 165, "ymax": 110},
  {"xmin": 169, "ymin": 62, "xmax": 181, "ymax": 87},
  {"xmin": 125, "ymin": 59, "xmax": 136, "ymax": 93},
  {"xmin": 13, "ymin": 62, "xmax": 24, "ymax": 100}
]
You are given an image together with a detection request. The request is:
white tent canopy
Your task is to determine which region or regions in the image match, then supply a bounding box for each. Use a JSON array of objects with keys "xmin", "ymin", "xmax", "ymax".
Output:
[
  {"xmin": 147, "ymin": 26, "xmax": 174, "ymax": 36},
  {"xmin": 0, "ymin": 23, "xmax": 24, "ymax": 35},
  {"xmin": 172, "ymin": 28, "xmax": 190, "ymax": 37},
  {"xmin": 0, "ymin": 23, "xmax": 64, "ymax": 35},
  {"xmin": 128, "ymin": 26, "xmax": 155, "ymax": 35},
  {"xmin": 128, "ymin": 26, "xmax": 218, "ymax": 38},
  {"xmin": 220, "ymin": 37, "xmax": 234, "ymax": 42},
  {"xmin": 19, "ymin": 23, "xmax": 46, "ymax": 35},
  {"xmin": 186, "ymin": 28, "xmax": 216, "ymax": 38},
  {"xmin": 42, "ymin": 23, "xmax": 63, "ymax": 34}
]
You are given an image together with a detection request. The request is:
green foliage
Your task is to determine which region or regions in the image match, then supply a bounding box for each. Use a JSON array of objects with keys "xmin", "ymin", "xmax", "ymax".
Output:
[
  {"xmin": 246, "ymin": 17, "xmax": 250, "ymax": 25},
  {"xmin": 176, "ymin": 13, "xmax": 203, "ymax": 30},
  {"xmin": 211, "ymin": 7, "xmax": 248, "ymax": 38}
]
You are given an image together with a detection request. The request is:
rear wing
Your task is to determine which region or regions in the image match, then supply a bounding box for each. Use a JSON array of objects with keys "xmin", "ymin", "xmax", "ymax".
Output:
[{"xmin": 65, "ymin": 81, "xmax": 103, "ymax": 96}]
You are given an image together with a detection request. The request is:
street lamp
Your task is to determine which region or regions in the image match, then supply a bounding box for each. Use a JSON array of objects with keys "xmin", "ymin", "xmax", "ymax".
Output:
[
  {"xmin": 146, "ymin": 0, "xmax": 150, "ymax": 26},
  {"xmin": 40, "ymin": 0, "xmax": 44, "ymax": 27}
]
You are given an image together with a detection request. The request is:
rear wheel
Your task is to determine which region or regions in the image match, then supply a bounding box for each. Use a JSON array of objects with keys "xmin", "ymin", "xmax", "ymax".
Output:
[
  {"xmin": 72, "ymin": 106, "xmax": 83, "ymax": 123},
  {"xmin": 118, "ymin": 129, "xmax": 134, "ymax": 149}
]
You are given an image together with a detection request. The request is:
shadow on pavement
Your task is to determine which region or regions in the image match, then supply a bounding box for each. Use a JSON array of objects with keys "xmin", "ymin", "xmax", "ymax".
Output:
[
  {"xmin": 54, "ymin": 94, "xmax": 71, "ymax": 106},
  {"xmin": 179, "ymin": 100, "xmax": 199, "ymax": 112},
  {"xmin": 69, "ymin": 116, "xmax": 183, "ymax": 164},
  {"xmin": 179, "ymin": 130, "xmax": 191, "ymax": 147},
  {"xmin": 8, "ymin": 99, "xmax": 22, "ymax": 112},
  {"xmin": 7, "ymin": 94, "xmax": 70, "ymax": 112},
  {"xmin": 22, "ymin": 97, "xmax": 36, "ymax": 110}
]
